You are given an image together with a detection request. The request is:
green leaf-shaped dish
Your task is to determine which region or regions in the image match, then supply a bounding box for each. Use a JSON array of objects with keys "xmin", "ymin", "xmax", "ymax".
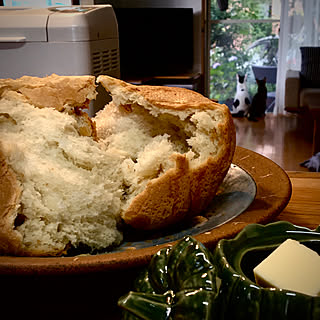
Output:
[{"xmin": 118, "ymin": 221, "xmax": 320, "ymax": 320}]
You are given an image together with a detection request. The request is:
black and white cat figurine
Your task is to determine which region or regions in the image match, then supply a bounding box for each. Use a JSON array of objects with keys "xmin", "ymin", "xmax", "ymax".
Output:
[
  {"xmin": 231, "ymin": 74, "xmax": 250, "ymax": 117},
  {"xmin": 247, "ymin": 77, "xmax": 267, "ymax": 121}
]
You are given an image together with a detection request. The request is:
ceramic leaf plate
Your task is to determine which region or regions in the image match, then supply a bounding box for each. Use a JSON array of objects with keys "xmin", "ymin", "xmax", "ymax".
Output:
[{"xmin": 119, "ymin": 221, "xmax": 320, "ymax": 320}]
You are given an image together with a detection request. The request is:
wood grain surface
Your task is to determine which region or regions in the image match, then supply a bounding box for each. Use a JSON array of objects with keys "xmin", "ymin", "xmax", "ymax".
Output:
[{"xmin": 277, "ymin": 171, "xmax": 320, "ymax": 229}]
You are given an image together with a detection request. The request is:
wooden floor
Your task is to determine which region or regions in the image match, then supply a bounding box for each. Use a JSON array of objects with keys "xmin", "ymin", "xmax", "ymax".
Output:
[{"xmin": 233, "ymin": 113, "xmax": 314, "ymax": 172}]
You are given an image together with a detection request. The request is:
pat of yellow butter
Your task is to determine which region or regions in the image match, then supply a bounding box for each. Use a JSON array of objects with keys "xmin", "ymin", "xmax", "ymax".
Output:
[{"xmin": 253, "ymin": 238, "xmax": 320, "ymax": 297}]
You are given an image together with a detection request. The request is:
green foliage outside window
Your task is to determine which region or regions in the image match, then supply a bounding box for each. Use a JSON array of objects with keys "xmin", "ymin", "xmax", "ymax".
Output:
[{"xmin": 210, "ymin": 0, "xmax": 278, "ymax": 104}]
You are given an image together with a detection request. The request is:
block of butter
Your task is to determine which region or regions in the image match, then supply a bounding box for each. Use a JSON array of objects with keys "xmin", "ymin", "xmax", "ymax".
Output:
[{"xmin": 253, "ymin": 238, "xmax": 320, "ymax": 297}]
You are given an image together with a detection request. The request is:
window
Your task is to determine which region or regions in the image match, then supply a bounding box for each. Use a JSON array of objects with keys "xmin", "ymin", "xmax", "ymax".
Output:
[{"xmin": 209, "ymin": 0, "xmax": 280, "ymax": 111}]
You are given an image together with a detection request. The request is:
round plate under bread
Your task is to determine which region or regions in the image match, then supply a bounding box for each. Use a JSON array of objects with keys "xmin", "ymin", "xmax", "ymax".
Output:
[
  {"xmin": 115, "ymin": 162, "xmax": 256, "ymax": 252},
  {"xmin": 0, "ymin": 147, "xmax": 292, "ymax": 275}
]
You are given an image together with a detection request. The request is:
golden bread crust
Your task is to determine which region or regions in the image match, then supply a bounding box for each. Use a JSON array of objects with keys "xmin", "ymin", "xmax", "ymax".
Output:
[
  {"xmin": 0, "ymin": 74, "xmax": 97, "ymax": 111},
  {"xmin": 122, "ymin": 154, "xmax": 192, "ymax": 229},
  {"xmin": 97, "ymin": 75, "xmax": 236, "ymax": 230},
  {"xmin": 0, "ymin": 147, "xmax": 23, "ymax": 255},
  {"xmin": 97, "ymin": 75, "xmax": 226, "ymax": 112},
  {"xmin": 122, "ymin": 115, "xmax": 236, "ymax": 230},
  {"xmin": 0, "ymin": 74, "xmax": 98, "ymax": 139}
]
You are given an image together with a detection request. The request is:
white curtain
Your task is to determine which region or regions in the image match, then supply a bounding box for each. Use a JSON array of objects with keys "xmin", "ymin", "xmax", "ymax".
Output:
[{"xmin": 274, "ymin": 0, "xmax": 320, "ymax": 114}]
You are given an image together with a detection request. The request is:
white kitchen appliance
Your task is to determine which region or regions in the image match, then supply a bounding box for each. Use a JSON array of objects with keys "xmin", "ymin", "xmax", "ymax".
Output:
[{"xmin": 0, "ymin": 5, "xmax": 120, "ymax": 115}]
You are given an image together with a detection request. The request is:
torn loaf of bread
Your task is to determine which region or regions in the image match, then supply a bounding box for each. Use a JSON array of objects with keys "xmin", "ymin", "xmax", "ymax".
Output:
[
  {"xmin": 95, "ymin": 76, "xmax": 236, "ymax": 230},
  {"xmin": 0, "ymin": 74, "xmax": 121, "ymax": 256},
  {"xmin": 0, "ymin": 74, "xmax": 235, "ymax": 256}
]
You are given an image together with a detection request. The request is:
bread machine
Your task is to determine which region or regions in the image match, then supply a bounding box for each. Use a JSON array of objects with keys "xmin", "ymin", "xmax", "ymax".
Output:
[{"xmin": 0, "ymin": 5, "xmax": 120, "ymax": 115}]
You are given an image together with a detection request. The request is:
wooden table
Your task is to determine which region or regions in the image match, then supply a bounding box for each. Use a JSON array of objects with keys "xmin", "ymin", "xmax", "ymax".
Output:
[{"xmin": 277, "ymin": 171, "xmax": 320, "ymax": 229}]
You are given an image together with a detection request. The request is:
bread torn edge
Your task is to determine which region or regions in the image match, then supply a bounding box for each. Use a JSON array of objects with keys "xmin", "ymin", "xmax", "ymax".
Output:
[{"xmin": 96, "ymin": 75, "xmax": 236, "ymax": 230}]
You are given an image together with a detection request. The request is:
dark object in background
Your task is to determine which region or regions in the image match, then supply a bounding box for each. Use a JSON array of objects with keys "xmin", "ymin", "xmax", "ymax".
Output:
[
  {"xmin": 248, "ymin": 77, "xmax": 267, "ymax": 121},
  {"xmin": 217, "ymin": 0, "xmax": 229, "ymax": 11},
  {"xmin": 114, "ymin": 8, "xmax": 194, "ymax": 79},
  {"xmin": 300, "ymin": 46, "xmax": 320, "ymax": 88}
]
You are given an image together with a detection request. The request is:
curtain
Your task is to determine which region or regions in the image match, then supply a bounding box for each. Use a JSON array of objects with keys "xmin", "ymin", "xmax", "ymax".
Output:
[{"xmin": 274, "ymin": 0, "xmax": 320, "ymax": 114}]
